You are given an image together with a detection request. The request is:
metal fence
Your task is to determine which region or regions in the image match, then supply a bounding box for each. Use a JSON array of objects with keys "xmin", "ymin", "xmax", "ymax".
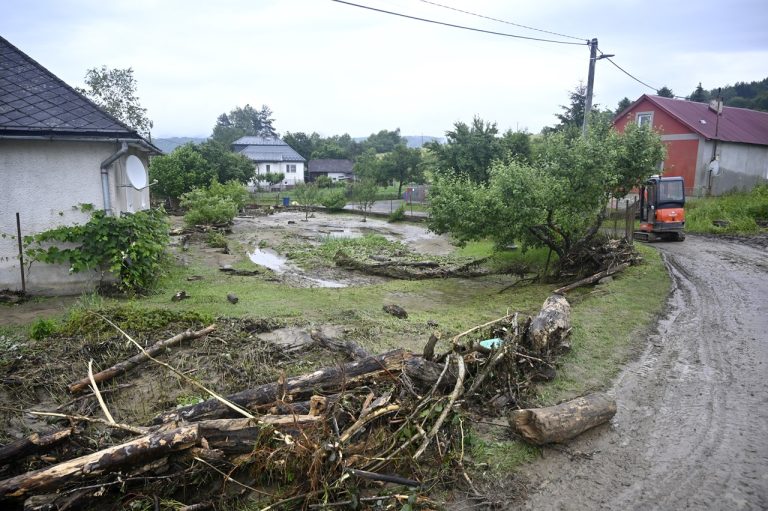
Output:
[{"xmin": 603, "ymin": 197, "xmax": 639, "ymax": 242}]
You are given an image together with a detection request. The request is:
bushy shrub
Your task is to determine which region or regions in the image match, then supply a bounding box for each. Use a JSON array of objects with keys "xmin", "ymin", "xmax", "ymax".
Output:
[
  {"xmin": 315, "ymin": 176, "xmax": 333, "ymax": 188},
  {"xmin": 320, "ymin": 189, "xmax": 348, "ymax": 211},
  {"xmin": 30, "ymin": 318, "xmax": 58, "ymax": 340},
  {"xmin": 205, "ymin": 231, "xmax": 228, "ymax": 248},
  {"xmin": 181, "ymin": 180, "xmax": 248, "ymax": 226},
  {"xmin": 388, "ymin": 203, "xmax": 407, "ymax": 222}
]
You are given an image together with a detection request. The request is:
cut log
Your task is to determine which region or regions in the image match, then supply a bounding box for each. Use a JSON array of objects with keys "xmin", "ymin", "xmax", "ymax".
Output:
[
  {"xmin": 553, "ymin": 262, "xmax": 630, "ymax": 295},
  {"xmin": 333, "ymin": 251, "xmax": 490, "ymax": 280},
  {"xmin": 152, "ymin": 349, "xmax": 413, "ymax": 424},
  {"xmin": 0, "ymin": 428, "xmax": 72, "ymax": 466},
  {"xmin": 0, "ymin": 416, "xmax": 319, "ymax": 501},
  {"xmin": 527, "ymin": 294, "xmax": 571, "ymax": 352},
  {"xmin": 68, "ymin": 325, "xmax": 217, "ymax": 393},
  {"xmin": 509, "ymin": 393, "xmax": 617, "ymax": 445}
]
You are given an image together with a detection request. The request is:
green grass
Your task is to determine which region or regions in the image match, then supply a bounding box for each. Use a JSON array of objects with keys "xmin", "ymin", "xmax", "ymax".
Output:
[
  {"xmin": 456, "ymin": 240, "xmax": 556, "ymax": 274},
  {"xmin": 535, "ymin": 243, "xmax": 669, "ymax": 405},
  {"xmin": 685, "ymin": 184, "xmax": 768, "ymax": 234}
]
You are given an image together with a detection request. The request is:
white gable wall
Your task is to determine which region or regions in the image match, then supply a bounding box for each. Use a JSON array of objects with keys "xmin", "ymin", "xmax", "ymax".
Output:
[
  {"xmin": 0, "ymin": 139, "xmax": 151, "ymax": 294},
  {"xmin": 249, "ymin": 161, "xmax": 306, "ymax": 190}
]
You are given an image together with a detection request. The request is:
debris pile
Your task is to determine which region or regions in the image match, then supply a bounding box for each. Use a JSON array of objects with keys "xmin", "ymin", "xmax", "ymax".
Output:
[{"xmin": 0, "ymin": 295, "xmax": 616, "ymax": 510}]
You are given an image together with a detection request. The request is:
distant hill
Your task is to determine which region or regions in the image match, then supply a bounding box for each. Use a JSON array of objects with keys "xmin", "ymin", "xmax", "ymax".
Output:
[
  {"xmin": 152, "ymin": 137, "xmax": 207, "ymax": 153},
  {"xmin": 352, "ymin": 135, "xmax": 444, "ymax": 148}
]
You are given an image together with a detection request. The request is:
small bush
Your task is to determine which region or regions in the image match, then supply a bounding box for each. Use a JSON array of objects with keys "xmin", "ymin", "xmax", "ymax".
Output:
[
  {"xmin": 181, "ymin": 188, "xmax": 238, "ymax": 226},
  {"xmin": 315, "ymin": 176, "xmax": 333, "ymax": 189},
  {"xmin": 30, "ymin": 319, "xmax": 58, "ymax": 340},
  {"xmin": 206, "ymin": 231, "xmax": 228, "ymax": 248},
  {"xmin": 388, "ymin": 204, "xmax": 407, "ymax": 223},
  {"xmin": 320, "ymin": 189, "xmax": 348, "ymax": 211}
]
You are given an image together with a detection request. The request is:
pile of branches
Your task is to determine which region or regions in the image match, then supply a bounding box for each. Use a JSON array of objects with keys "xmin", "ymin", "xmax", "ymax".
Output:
[
  {"xmin": 558, "ymin": 236, "xmax": 641, "ymax": 279},
  {"xmin": 0, "ymin": 296, "xmax": 573, "ymax": 510},
  {"xmin": 333, "ymin": 250, "xmax": 491, "ymax": 280}
]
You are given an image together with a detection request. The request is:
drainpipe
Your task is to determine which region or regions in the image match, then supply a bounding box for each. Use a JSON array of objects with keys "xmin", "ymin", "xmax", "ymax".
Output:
[{"xmin": 100, "ymin": 142, "xmax": 128, "ymax": 215}]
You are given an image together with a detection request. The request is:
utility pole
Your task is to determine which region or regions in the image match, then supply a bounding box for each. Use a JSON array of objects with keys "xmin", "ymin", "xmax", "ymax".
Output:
[{"xmin": 582, "ymin": 38, "xmax": 614, "ymax": 137}]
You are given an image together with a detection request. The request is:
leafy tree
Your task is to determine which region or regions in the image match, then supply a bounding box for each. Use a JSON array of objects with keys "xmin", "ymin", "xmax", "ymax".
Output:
[
  {"xmin": 283, "ymin": 131, "xmax": 321, "ymax": 160},
  {"xmin": 77, "ymin": 66, "xmax": 152, "ymax": 138},
  {"xmin": 292, "ymin": 183, "xmax": 321, "ymax": 220},
  {"xmin": 149, "ymin": 145, "xmax": 216, "ymax": 204},
  {"xmin": 320, "ymin": 189, "xmax": 347, "ymax": 211},
  {"xmin": 616, "ymin": 97, "xmax": 632, "ymax": 114},
  {"xmin": 196, "ymin": 140, "xmax": 254, "ymax": 184},
  {"xmin": 656, "ymin": 86, "xmax": 675, "ymax": 98},
  {"xmin": 262, "ymin": 172, "xmax": 285, "ymax": 190},
  {"xmin": 688, "ymin": 83, "xmax": 710, "ymax": 103},
  {"xmin": 428, "ymin": 120, "xmax": 665, "ymax": 265},
  {"xmin": 499, "ymin": 130, "xmax": 532, "ymax": 163},
  {"xmin": 353, "ymin": 149, "xmax": 386, "ymax": 184},
  {"xmin": 550, "ymin": 84, "xmax": 587, "ymax": 133},
  {"xmin": 312, "ymin": 140, "xmax": 348, "ymax": 159},
  {"xmin": 351, "ymin": 179, "xmax": 378, "ymax": 221},
  {"xmin": 427, "ymin": 116, "xmax": 500, "ymax": 183},
  {"xmin": 315, "ymin": 175, "xmax": 333, "ymax": 188},
  {"xmin": 361, "ymin": 129, "xmax": 405, "ymax": 153},
  {"xmin": 212, "ymin": 104, "xmax": 277, "ymax": 147},
  {"xmin": 380, "ymin": 144, "xmax": 424, "ymax": 197}
]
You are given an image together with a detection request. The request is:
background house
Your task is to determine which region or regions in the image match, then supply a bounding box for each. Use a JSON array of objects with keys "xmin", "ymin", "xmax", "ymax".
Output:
[
  {"xmin": 232, "ymin": 136, "xmax": 306, "ymax": 190},
  {"xmin": 614, "ymin": 94, "xmax": 768, "ymax": 196},
  {"xmin": 0, "ymin": 36, "xmax": 160, "ymax": 294},
  {"xmin": 307, "ymin": 159, "xmax": 354, "ymax": 183}
]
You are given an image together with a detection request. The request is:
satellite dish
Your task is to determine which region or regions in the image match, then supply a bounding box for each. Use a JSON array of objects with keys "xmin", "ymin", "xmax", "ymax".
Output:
[
  {"xmin": 709, "ymin": 160, "xmax": 721, "ymax": 177},
  {"xmin": 125, "ymin": 155, "xmax": 148, "ymax": 189}
]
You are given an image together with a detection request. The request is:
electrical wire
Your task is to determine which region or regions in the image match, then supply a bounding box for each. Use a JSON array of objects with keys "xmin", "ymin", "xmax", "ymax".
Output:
[
  {"xmin": 331, "ymin": 0, "xmax": 587, "ymax": 46},
  {"xmin": 417, "ymin": 0, "xmax": 588, "ymax": 42}
]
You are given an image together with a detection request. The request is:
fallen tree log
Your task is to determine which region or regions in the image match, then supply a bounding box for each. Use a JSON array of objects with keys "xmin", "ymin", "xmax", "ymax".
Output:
[
  {"xmin": 0, "ymin": 428, "xmax": 72, "ymax": 467},
  {"xmin": 509, "ymin": 393, "xmax": 617, "ymax": 445},
  {"xmin": 309, "ymin": 329, "xmax": 370, "ymax": 360},
  {"xmin": 0, "ymin": 416, "xmax": 319, "ymax": 501},
  {"xmin": 553, "ymin": 262, "xmax": 630, "ymax": 295},
  {"xmin": 153, "ymin": 350, "xmax": 456, "ymax": 425},
  {"xmin": 68, "ymin": 325, "xmax": 217, "ymax": 393},
  {"xmin": 527, "ymin": 294, "xmax": 571, "ymax": 353},
  {"xmin": 333, "ymin": 251, "xmax": 490, "ymax": 280}
]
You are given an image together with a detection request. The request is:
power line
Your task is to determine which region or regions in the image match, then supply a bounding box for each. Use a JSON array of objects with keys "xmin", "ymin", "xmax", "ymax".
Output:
[
  {"xmin": 331, "ymin": 0, "xmax": 587, "ymax": 46},
  {"xmin": 418, "ymin": 0, "xmax": 587, "ymax": 42}
]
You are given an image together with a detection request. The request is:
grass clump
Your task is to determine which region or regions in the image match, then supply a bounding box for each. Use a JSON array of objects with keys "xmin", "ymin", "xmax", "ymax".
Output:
[
  {"xmin": 686, "ymin": 184, "xmax": 768, "ymax": 234},
  {"xmin": 29, "ymin": 318, "xmax": 59, "ymax": 340}
]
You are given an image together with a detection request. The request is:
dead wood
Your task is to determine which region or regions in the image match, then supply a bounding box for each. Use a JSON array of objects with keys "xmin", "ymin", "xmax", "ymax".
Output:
[
  {"xmin": 0, "ymin": 428, "xmax": 72, "ymax": 466},
  {"xmin": 383, "ymin": 304, "xmax": 408, "ymax": 319},
  {"xmin": 0, "ymin": 416, "xmax": 319, "ymax": 501},
  {"xmin": 422, "ymin": 332, "xmax": 440, "ymax": 361},
  {"xmin": 310, "ymin": 329, "xmax": 370, "ymax": 360},
  {"xmin": 68, "ymin": 325, "xmax": 217, "ymax": 394},
  {"xmin": 527, "ymin": 294, "xmax": 572, "ymax": 353},
  {"xmin": 334, "ymin": 251, "xmax": 490, "ymax": 280},
  {"xmin": 553, "ymin": 262, "xmax": 631, "ymax": 295},
  {"xmin": 509, "ymin": 392, "xmax": 617, "ymax": 445}
]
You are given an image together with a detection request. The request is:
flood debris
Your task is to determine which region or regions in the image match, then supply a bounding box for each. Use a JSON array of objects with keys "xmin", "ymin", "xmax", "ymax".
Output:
[
  {"xmin": 0, "ymin": 295, "xmax": 594, "ymax": 510},
  {"xmin": 334, "ymin": 250, "xmax": 490, "ymax": 280},
  {"xmin": 383, "ymin": 303, "xmax": 408, "ymax": 319}
]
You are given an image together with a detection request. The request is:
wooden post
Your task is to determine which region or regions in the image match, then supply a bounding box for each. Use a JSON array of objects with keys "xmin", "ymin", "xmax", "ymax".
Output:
[{"xmin": 16, "ymin": 213, "xmax": 25, "ymax": 294}]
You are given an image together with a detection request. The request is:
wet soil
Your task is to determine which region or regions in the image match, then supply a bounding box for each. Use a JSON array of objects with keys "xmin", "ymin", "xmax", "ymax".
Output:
[{"xmin": 520, "ymin": 235, "xmax": 768, "ymax": 509}]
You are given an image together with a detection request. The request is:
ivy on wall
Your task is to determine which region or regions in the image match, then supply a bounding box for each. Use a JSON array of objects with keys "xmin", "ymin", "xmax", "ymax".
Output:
[{"xmin": 24, "ymin": 206, "xmax": 169, "ymax": 294}]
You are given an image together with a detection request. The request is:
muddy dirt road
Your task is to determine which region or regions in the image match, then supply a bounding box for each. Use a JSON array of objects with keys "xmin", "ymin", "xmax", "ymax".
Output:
[{"xmin": 522, "ymin": 236, "xmax": 768, "ymax": 510}]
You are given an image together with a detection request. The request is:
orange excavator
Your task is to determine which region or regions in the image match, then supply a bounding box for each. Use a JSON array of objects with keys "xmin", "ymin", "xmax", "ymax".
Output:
[{"xmin": 634, "ymin": 176, "xmax": 686, "ymax": 242}]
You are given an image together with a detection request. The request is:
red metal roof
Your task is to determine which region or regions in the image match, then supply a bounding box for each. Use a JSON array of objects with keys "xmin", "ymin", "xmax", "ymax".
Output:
[{"xmin": 618, "ymin": 95, "xmax": 768, "ymax": 147}]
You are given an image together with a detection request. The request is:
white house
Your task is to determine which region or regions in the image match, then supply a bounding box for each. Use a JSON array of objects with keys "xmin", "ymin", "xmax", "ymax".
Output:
[
  {"xmin": 232, "ymin": 136, "xmax": 306, "ymax": 190},
  {"xmin": 0, "ymin": 36, "xmax": 161, "ymax": 294}
]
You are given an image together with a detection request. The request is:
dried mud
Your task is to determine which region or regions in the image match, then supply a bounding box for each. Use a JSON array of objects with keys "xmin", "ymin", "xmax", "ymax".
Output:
[{"xmin": 521, "ymin": 235, "xmax": 768, "ymax": 510}]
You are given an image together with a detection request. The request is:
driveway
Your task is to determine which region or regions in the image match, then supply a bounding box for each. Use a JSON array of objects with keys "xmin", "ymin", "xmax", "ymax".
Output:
[{"xmin": 521, "ymin": 235, "xmax": 768, "ymax": 510}]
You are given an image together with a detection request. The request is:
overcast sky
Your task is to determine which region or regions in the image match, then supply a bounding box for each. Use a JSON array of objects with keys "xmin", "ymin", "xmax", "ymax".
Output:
[{"xmin": 3, "ymin": 0, "xmax": 767, "ymax": 139}]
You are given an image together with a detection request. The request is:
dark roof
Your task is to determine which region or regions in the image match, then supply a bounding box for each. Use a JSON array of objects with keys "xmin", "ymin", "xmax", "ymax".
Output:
[
  {"xmin": 308, "ymin": 159, "xmax": 354, "ymax": 174},
  {"xmin": 618, "ymin": 94, "xmax": 768, "ymax": 147},
  {"xmin": 233, "ymin": 136, "xmax": 305, "ymax": 162},
  {"xmin": 0, "ymin": 35, "xmax": 149, "ymax": 143}
]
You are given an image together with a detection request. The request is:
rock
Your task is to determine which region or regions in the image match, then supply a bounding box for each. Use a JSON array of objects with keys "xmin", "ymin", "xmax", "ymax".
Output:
[
  {"xmin": 713, "ymin": 219, "xmax": 730, "ymax": 227},
  {"xmin": 426, "ymin": 319, "xmax": 439, "ymax": 328},
  {"xmin": 597, "ymin": 276, "xmax": 613, "ymax": 285},
  {"xmin": 227, "ymin": 293, "xmax": 239, "ymax": 304},
  {"xmin": 186, "ymin": 275, "xmax": 204, "ymax": 281},
  {"xmin": 383, "ymin": 304, "xmax": 408, "ymax": 319},
  {"xmin": 171, "ymin": 291, "xmax": 189, "ymax": 302}
]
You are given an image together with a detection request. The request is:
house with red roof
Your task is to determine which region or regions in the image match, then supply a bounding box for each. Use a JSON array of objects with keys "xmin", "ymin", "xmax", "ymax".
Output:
[
  {"xmin": 614, "ymin": 95, "xmax": 768, "ymax": 196},
  {"xmin": 0, "ymin": 36, "xmax": 160, "ymax": 294}
]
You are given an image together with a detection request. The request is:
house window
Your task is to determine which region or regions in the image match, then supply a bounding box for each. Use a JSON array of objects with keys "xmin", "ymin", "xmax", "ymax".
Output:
[
  {"xmin": 636, "ymin": 112, "xmax": 653, "ymax": 127},
  {"xmin": 265, "ymin": 164, "xmax": 271, "ymax": 172},
  {"xmin": 286, "ymin": 164, "xmax": 296, "ymax": 173}
]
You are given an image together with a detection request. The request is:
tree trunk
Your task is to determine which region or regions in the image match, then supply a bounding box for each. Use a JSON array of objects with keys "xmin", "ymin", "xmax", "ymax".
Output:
[
  {"xmin": 68, "ymin": 325, "xmax": 216, "ymax": 393},
  {"xmin": 310, "ymin": 329, "xmax": 370, "ymax": 360},
  {"xmin": 527, "ymin": 294, "xmax": 572, "ymax": 352},
  {"xmin": 0, "ymin": 428, "xmax": 72, "ymax": 466},
  {"xmin": 553, "ymin": 262, "xmax": 630, "ymax": 295},
  {"xmin": 509, "ymin": 393, "xmax": 617, "ymax": 445},
  {"xmin": 152, "ymin": 349, "xmax": 414, "ymax": 424}
]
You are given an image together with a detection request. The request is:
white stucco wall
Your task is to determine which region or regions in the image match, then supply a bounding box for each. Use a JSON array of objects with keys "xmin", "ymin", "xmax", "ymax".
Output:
[
  {"xmin": 695, "ymin": 140, "xmax": 768, "ymax": 196},
  {"xmin": 249, "ymin": 161, "xmax": 306, "ymax": 190},
  {"xmin": 0, "ymin": 139, "xmax": 151, "ymax": 294}
]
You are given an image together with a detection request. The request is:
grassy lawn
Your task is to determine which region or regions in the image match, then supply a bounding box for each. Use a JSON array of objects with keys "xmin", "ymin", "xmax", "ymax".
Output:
[{"xmin": 685, "ymin": 184, "xmax": 768, "ymax": 234}]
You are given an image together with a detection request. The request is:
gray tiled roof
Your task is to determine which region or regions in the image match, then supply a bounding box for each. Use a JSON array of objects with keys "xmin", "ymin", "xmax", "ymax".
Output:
[
  {"xmin": 0, "ymin": 36, "xmax": 142, "ymax": 138},
  {"xmin": 234, "ymin": 136, "xmax": 306, "ymax": 162},
  {"xmin": 308, "ymin": 159, "xmax": 354, "ymax": 174}
]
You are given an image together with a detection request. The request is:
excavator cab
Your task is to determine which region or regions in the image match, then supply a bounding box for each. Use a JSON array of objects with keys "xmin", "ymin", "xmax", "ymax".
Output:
[{"xmin": 636, "ymin": 176, "xmax": 685, "ymax": 241}]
